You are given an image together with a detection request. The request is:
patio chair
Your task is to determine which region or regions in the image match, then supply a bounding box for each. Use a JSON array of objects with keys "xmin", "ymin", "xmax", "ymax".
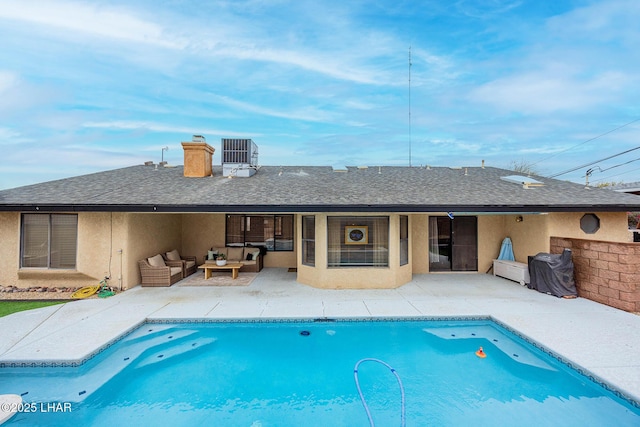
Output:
[
  {"xmin": 163, "ymin": 249, "xmax": 197, "ymax": 277},
  {"xmin": 138, "ymin": 254, "xmax": 183, "ymax": 287}
]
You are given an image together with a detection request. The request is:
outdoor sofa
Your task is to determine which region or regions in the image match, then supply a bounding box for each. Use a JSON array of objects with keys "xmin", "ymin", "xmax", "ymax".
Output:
[
  {"xmin": 138, "ymin": 254, "xmax": 183, "ymax": 287},
  {"xmin": 206, "ymin": 247, "xmax": 264, "ymax": 273},
  {"xmin": 162, "ymin": 249, "xmax": 197, "ymax": 277}
]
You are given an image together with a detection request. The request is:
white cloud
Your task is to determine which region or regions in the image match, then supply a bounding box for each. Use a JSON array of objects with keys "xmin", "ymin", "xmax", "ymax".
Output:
[
  {"xmin": 0, "ymin": 126, "xmax": 20, "ymax": 140},
  {"xmin": 0, "ymin": 71, "xmax": 18, "ymax": 93},
  {"xmin": 465, "ymin": 0, "xmax": 640, "ymax": 115},
  {"xmin": 0, "ymin": 71, "xmax": 61, "ymax": 114},
  {"xmin": 221, "ymin": 46, "xmax": 385, "ymax": 85},
  {"xmin": 209, "ymin": 95, "xmax": 337, "ymax": 123},
  {"xmin": 469, "ymin": 72, "xmax": 607, "ymax": 114},
  {"xmin": 547, "ymin": 0, "xmax": 640, "ymax": 44},
  {"xmin": 0, "ymin": 0, "xmax": 185, "ymax": 48},
  {"xmin": 455, "ymin": 0, "xmax": 523, "ymax": 18},
  {"xmin": 0, "ymin": 0, "xmax": 424, "ymax": 88},
  {"xmin": 82, "ymin": 120, "xmax": 261, "ymax": 138}
]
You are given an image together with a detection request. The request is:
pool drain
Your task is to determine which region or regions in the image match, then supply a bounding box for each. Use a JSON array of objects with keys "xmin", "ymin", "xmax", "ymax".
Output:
[{"xmin": 300, "ymin": 330, "xmax": 311, "ymax": 336}]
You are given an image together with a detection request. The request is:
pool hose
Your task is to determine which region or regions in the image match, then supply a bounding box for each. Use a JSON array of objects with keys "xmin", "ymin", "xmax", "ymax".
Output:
[{"xmin": 354, "ymin": 358, "xmax": 406, "ymax": 427}]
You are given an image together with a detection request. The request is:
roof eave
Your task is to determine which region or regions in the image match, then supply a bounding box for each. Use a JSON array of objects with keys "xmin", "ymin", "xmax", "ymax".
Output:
[{"xmin": 2, "ymin": 203, "xmax": 639, "ymax": 213}]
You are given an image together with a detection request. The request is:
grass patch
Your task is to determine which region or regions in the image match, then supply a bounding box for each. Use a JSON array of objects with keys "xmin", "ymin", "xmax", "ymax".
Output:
[{"xmin": 0, "ymin": 300, "xmax": 68, "ymax": 318}]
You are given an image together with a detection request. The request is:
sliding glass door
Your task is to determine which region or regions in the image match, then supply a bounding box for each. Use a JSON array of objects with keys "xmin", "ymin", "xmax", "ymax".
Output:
[{"xmin": 428, "ymin": 216, "xmax": 477, "ymax": 272}]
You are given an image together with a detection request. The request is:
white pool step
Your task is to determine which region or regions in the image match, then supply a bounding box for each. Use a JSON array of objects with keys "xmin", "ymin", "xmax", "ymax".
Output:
[
  {"xmin": 423, "ymin": 325, "xmax": 556, "ymax": 371},
  {"xmin": 3, "ymin": 328, "xmax": 215, "ymax": 403}
]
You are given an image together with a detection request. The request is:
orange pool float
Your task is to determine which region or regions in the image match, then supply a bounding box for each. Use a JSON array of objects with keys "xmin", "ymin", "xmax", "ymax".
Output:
[{"xmin": 475, "ymin": 347, "xmax": 487, "ymax": 358}]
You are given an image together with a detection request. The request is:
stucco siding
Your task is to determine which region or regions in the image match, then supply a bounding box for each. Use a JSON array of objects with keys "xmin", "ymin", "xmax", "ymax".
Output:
[
  {"xmin": 0, "ymin": 212, "xmax": 19, "ymax": 286},
  {"xmin": 1, "ymin": 209, "xmax": 632, "ymax": 291},
  {"xmin": 297, "ymin": 213, "xmax": 410, "ymax": 289},
  {"xmin": 477, "ymin": 215, "xmax": 507, "ymax": 272},
  {"xmin": 548, "ymin": 212, "xmax": 630, "ymax": 243},
  {"xmin": 125, "ymin": 213, "xmax": 182, "ymax": 289},
  {"xmin": 411, "ymin": 214, "xmax": 429, "ymax": 273},
  {"xmin": 2, "ymin": 212, "xmax": 125, "ymax": 289},
  {"xmin": 181, "ymin": 213, "xmax": 226, "ymax": 264},
  {"xmin": 504, "ymin": 214, "xmax": 550, "ymax": 263}
]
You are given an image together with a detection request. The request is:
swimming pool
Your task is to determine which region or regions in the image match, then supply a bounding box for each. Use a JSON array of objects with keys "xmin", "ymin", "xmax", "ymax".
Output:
[{"xmin": 1, "ymin": 318, "xmax": 638, "ymax": 426}]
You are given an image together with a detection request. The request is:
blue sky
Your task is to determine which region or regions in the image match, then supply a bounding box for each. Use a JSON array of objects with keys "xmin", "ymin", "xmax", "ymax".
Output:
[{"xmin": 1, "ymin": 0, "xmax": 639, "ymax": 190}]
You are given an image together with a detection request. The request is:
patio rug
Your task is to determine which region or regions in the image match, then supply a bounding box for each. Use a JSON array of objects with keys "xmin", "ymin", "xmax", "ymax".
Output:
[{"xmin": 176, "ymin": 272, "xmax": 258, "ymax": 287}]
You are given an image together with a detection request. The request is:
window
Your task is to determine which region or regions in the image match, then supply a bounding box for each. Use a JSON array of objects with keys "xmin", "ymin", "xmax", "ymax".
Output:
[
  {"xmin": 400, "ymin": 215, "xmax": 408, "ymax": 266},
  {"xmin": 302, "ymin": 216, "xmax": 315, "ymax": 266},
  {"xmin": 580, "ymin": 213, "xmax": 600, "ymax": 234},
  {"xmin": 21, "ymin": 214, "xmax": 78, "ymax": 269},
  {"xmin": 327, "ymin": 216, "xmax": 388, "ymax": 267},
  {"xmin": 225, "ymin": 214, "xmax": 294, "ymax": 251}
]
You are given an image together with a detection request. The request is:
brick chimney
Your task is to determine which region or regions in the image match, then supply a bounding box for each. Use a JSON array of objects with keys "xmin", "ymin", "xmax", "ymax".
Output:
[{"xmin": 181, "ymin": 135, "xmax": 214, "ymax": 178}]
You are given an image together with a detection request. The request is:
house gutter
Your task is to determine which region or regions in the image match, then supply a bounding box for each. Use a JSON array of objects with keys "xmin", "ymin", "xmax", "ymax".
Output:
[{"xmin": 2, "ymin": 204, "xmax": 640, "ymax": 213}]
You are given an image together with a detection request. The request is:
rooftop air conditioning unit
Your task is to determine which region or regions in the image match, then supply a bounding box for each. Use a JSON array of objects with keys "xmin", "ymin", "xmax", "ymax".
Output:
[{"xmin": 222, "ymin": 138, "xmax": 259, "ymax": 177}]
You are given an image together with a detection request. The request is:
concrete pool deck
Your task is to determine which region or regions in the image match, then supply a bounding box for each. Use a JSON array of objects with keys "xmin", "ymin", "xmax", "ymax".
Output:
[{"xmin": 1, "ymin": 269, "xmax": 639, "ymax": 404}]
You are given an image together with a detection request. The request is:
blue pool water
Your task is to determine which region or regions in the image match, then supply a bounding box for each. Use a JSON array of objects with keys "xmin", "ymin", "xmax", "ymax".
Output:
[{"xmin": 1, "ymin": 319, "xmax": 639, "ymax": 426}]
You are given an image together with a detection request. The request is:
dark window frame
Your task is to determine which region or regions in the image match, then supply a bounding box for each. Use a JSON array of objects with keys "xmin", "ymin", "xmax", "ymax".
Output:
[
  {"xmin": 20, "ymin": 213, "xmax": 78, "ymax": 269},
  {"xmin": 302, "ymin": 215, "xmax": 315, "ymax": 266},
  {"xmin": 225, "ymin": 214, "xmax": 294, "ymax": 251},
  {"xmin": 400, "ymin": 215, "xmax": 409, "ymax": 266}
]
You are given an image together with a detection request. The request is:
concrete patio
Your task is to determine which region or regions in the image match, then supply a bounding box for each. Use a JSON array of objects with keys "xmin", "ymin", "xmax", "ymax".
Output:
[{"xmin": 1, "ymin": 269, "xmax": 639, "ymax": 405}]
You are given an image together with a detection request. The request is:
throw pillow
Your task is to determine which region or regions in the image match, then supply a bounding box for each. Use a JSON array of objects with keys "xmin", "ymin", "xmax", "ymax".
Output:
[
  {"xmin": 246, "ymin": 252, "xmax": 253, "ymax": 261},
  {"xmin": 166, "ymin": 249, "xmax": 181, "ymax": 261},
  {"xmin": 207, "ymin": 250, "xmax": 216, "ymax": 260},
  {"xmin": 148, "ymin": 254, "xmax": 166, "ymax": 267}
]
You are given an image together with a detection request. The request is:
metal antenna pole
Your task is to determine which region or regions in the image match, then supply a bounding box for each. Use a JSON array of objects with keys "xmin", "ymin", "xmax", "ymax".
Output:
[{"xmin": 409, "ymin": 46, "xmax": 412, "ymax": 167}]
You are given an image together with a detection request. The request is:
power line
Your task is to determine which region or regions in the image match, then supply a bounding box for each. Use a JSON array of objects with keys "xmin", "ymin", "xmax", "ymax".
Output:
[
  {"xmin": 548, "ymin": 145, "xmax": 640, "ymax": 178},
  {"xmin": 586, "ymin": 156, "xmax": 640, "ymax": 176},
  {"xmin": 532, "ymin": 117, "xmax": 640, "ymax": 168},
  {"xmin": 591, "ymin": 165, "xmax": 640, "ymax": 185},
  {"xmin": 584, "ymin": 157, "xmax": 640, "ymax": 186}
]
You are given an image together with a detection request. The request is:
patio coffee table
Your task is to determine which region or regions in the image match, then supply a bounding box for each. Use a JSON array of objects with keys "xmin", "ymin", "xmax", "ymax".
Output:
[{"xmin": 198, "ymin": 262, "xmax": 244, "ymax": 279}]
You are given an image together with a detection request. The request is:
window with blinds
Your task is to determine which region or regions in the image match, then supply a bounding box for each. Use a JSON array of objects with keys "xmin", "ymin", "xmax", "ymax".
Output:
[
  {"xmin": 21, "ymin": 214, "xmax": 78, "ymax": 269},
  {"xmin": 400, "ymin": 215, "xmax": 409, "ymax": 266},
  {"xmin": 302, "ymin": 216, "xmax": 315, "ymax": 266},
  {"xmin": 327, "ymin": 216, "xmax": 389, "ymax": 267}
]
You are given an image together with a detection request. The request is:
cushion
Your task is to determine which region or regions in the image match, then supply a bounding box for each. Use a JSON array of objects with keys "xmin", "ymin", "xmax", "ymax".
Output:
[
  {"xmin": 243, "ymin": 248, "xmax": 260, "ymax": 260},
  {"xmin": 148, "ymin": 254, "xmax": 166, "ymax": 267},
  {"xmin": 169, "ymin": 267, "xmax": 182, "ymax": 276},
  {"xmin": 186, "ymin": 261, "xmax": 196, "ymax": 269},
  {"xmin": 207, "ymin": 250, "xmax": 217, "ymax": 260},
  {"xmin": 166, "ymin": 249, "xmax": 181, "ymax": 261},
  {"xmin": 228, "ymin": 247, "xmax": 244, "ymax": 262},
  {"xmin": 216, "ymin": 248, "xmax": 228, "ymax": 258}
]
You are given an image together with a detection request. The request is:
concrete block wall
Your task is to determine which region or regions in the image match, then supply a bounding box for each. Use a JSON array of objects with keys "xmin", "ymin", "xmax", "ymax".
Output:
[{"xmin": 550, "ymin": 236, "xmax": 640, "ymax": 312}]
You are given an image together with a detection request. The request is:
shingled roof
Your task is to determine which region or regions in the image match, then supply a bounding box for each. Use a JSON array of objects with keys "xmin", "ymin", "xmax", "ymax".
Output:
[{"xmin": 1, "ymin": 164, "xmax": 640, "ymax": 213}]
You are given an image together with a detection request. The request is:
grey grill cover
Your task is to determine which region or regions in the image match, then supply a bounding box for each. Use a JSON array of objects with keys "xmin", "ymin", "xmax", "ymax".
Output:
[{"xmin": 528, "ymin": 249, "xmax": 577, "ymax": 297}]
